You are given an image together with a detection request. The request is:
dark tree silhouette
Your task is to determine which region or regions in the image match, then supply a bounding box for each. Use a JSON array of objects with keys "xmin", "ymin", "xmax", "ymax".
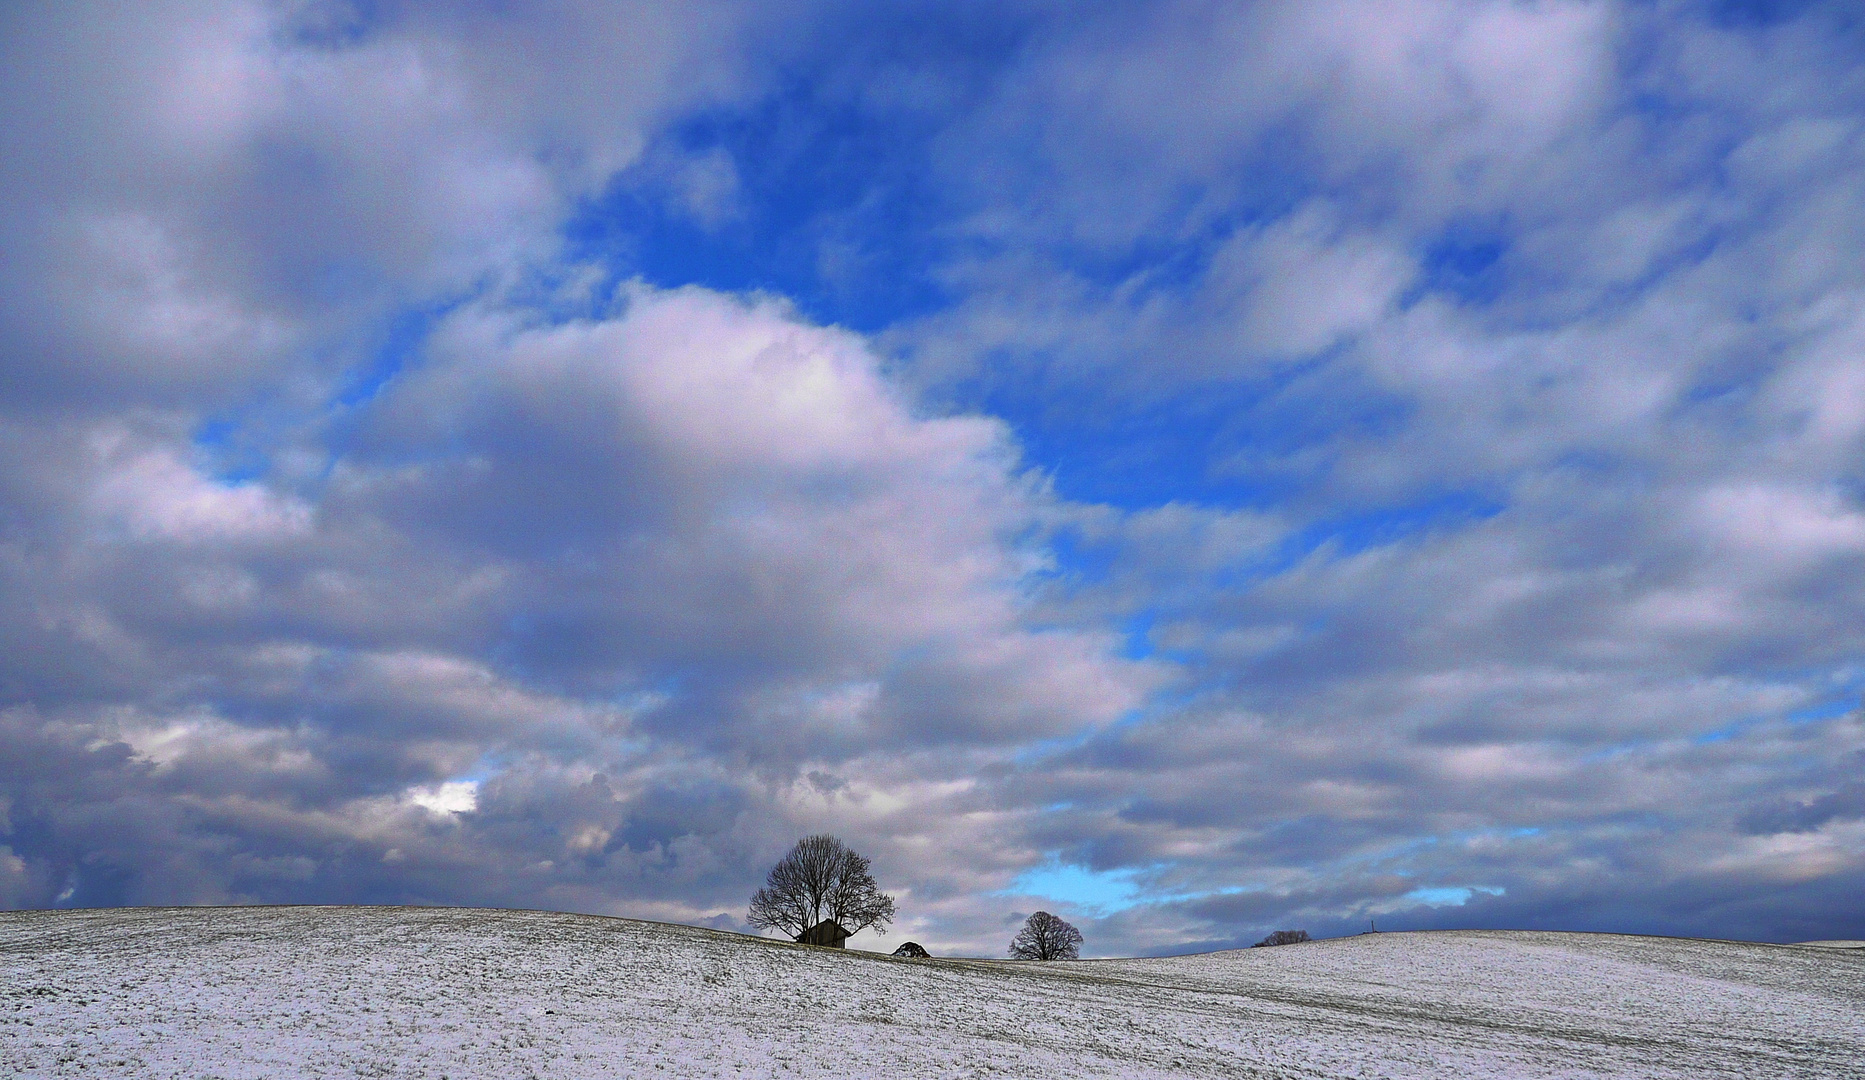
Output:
[
  {"xmin": 1253, "ymin": 929, "xmax": 1310, "ymax": 947},
  {"xmin": 747, "ymin": 834, "xmax": 896, "ymax": 939},
  {"xmin": 1008, "ymin": 911, "xmax": 1082, "ymax": 960}
]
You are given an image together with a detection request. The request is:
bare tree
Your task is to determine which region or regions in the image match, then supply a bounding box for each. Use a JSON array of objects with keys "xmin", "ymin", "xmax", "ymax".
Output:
[
  {"xmin": 747, "ymin": 834, "xmax": 896, "ymax": 939},
  {"xmin": 1008, "ymin": 911, "xmax": 1082, "ymax": 960},
  {"xmin": 1253, "ymin": 929, "xmax": 1310, "ymax": 947}
]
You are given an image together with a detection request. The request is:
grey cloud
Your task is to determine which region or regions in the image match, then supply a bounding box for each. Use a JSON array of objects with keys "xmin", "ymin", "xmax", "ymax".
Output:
[{"xmin": 1739, "ymin": 777, "xmax": 1865, "ymax": 836}]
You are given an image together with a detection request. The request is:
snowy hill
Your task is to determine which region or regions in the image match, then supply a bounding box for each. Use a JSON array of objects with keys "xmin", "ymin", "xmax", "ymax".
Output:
[{"xmin": 3, "ymin": 906, "xmax": 1860, "ymax": 1078}]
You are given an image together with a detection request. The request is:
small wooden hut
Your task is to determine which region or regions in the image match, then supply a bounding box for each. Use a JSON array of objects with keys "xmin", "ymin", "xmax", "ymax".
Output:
[{"xmin": 795, "ymin": 919, "xmax": 851, "ymax": 948}]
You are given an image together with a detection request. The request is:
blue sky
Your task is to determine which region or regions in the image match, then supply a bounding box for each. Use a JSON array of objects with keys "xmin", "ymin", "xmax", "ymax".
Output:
[{"xmin": 1, "ymin": 0, "xmax": 1863, "ymax": 955}]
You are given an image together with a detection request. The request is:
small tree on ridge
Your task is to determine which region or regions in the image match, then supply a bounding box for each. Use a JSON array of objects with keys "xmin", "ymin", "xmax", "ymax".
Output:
[
  {"xmin": 748, "ymin": 834, "xmax": 896, "ymax": 939},
  {"xmin": 1009, "ymin": 910, "xmax": 1082, "ymax": 960}
]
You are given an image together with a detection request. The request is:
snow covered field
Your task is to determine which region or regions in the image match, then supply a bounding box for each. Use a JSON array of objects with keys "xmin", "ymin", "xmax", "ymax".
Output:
[{"xmin": 3, "ymin": 906, "xmax": 1859, "ymax": 1079}]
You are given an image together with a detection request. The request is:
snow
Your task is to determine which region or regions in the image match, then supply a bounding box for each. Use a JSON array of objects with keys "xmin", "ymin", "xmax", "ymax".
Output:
[{"xmin": 3, "ymin": 907, "xmax": 1860, "ymax": 1078}]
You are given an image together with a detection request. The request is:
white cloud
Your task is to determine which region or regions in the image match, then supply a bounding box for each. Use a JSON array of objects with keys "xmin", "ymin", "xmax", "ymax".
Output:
[
  {"xmin": 407, "ymin": 780, "xmax": 479, "ymax": 816},
  {"xmin": 89, "ymin": 444, "xmax": 313, "ymax": 543},
  {"xmin": 364, "ymin": 285, "xmax": 1157, "ymax": 754}
]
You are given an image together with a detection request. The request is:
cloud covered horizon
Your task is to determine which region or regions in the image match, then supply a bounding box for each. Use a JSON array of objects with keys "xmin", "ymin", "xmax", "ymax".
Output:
[{"xmin": 3, "ymin": 0, "xmax": 1863, "ymax": 956}]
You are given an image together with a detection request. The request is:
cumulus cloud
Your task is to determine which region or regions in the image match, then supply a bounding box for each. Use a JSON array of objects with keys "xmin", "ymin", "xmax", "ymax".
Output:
[{"xmin": 0, "ymin": 274, "xmax": 1154, "ymax": 932}]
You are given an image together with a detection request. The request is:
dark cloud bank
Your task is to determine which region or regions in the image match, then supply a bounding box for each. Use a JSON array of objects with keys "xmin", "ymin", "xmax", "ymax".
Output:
[{"xmin": 2, "ymin": 0, "xmax": 1863, "ymax": 955}]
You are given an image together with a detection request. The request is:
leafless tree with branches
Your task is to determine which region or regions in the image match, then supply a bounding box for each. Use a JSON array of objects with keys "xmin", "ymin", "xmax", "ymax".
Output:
[
  {"xmin": 1008, "ymin": 910, "xmax": 1082, "ymax": 960},
  {"xmin": 747, "ymin": 834, "xmax": 896, "ymax": 939},
  {"xmin": 1253, "ymin": 929, "xmax": 1310, "ymax": 947}
]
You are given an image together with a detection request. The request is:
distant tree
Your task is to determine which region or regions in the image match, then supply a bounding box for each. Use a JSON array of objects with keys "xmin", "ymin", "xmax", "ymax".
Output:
[
  {"xmin": 748, "ymin": 835, "xmax": 896, "ymax": 940},
  {"xmin": 1009, "ymin": 911, "xmax": 1082, "ymax": 960},
  {"xmin": 1253, "ymin": 929, "xmax": 1310, "ymax": 947}
]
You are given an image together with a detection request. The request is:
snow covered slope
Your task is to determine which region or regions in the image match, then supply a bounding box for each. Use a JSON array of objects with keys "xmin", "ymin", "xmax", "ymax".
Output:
[{"xmin": 3, "ymin": 906, "xmax": 1860, "ymax": 1078}]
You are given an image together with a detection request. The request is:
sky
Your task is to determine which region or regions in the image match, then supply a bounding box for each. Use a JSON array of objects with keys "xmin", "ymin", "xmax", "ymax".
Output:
[{"xmin": 2, "ymin": 0, "xmax": 1863, "ymax": 957}]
